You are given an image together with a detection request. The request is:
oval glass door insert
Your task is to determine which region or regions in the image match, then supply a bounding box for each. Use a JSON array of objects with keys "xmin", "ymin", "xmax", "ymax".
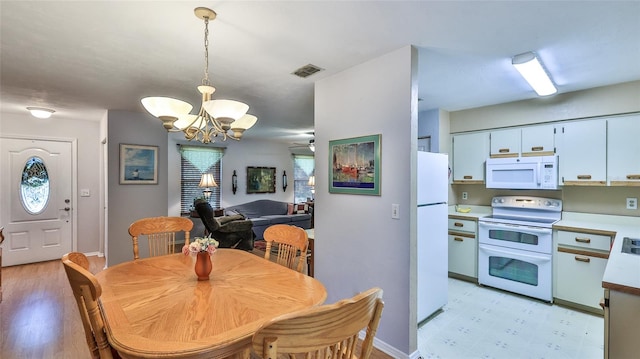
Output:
[{"xmin": 21, "ymin": 156, "xmax": 50, "ymax": 214}]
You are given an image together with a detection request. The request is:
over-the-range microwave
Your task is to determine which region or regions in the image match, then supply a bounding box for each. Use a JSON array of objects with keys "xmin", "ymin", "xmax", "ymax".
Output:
[{"xmin": 485, "ymin": 155, "xmax": 558, "ymax": 190}]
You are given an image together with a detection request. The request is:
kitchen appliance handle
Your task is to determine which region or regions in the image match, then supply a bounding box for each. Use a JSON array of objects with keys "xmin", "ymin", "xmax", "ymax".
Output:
[
  {"xmin": 479, "ymin": 221, "xmax": 552, "ymax": 235},
  {"xmin": 479, "ymin": 244, "xmax": 551, "ymax": 264},
  {"xmin": 537, "ymin": 161, "xmax": 541, "ymax": 185}
]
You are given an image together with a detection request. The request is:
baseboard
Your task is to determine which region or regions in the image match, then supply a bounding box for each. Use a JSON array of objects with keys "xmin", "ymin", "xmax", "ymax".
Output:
[
  {"xmin": 84, "ymin": 251, "xmax": 103, "ymax": 257},
  {"xmin": 359, "ymin": 331, "xmax": 417, "ymax": 359}
]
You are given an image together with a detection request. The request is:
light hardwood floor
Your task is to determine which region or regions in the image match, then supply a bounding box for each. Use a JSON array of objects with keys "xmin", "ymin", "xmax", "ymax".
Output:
[{"xmin": 0, "ymin": 255, "xmax": 393, "ymax": 359}]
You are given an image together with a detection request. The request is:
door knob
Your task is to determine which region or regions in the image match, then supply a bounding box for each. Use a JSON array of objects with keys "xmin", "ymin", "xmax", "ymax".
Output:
[{"xmin": 64, "ymin": 207, "xmax": 70, "ymax": 211}]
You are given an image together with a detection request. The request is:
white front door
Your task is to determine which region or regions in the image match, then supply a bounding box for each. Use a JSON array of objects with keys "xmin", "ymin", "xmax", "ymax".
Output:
[{"xmin": 0, "ymin": 138, "xmax": 73, "ymax": 266}]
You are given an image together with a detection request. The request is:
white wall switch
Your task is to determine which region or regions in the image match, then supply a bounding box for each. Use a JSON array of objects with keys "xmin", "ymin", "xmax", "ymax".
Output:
[
  {"xmin": 626, "ymin": 198, "xmax": 637, "ymax": 210},
  {"xmin": 391, "ymin": 204, "xmax": 400, "ymax": 219},
  {"xmin": 80, "ymin": 189, "xmax": 91, "ymax": 197}
]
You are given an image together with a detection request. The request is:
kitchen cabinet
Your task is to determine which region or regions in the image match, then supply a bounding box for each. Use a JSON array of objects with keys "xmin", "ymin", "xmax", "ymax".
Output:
[
  {"xmin": 451, "ymin": 132, "xmax": 489, "ymax": 184},
  {"xmin": 447, "ymin": 216, "xmax": 477, "ymax": 281},
  {"xmin": 607, "ymin": 114, "xmax": 640, "ymax": 186},
  {"xmin": 521, "ymin": 124, "xmax": 555, "ymax": 157},
  {"xmin": 604, "ymin": 289, "xmax": 640, "ymax": 359},
  {"xmin": 489, "ymin": 129, "xmax": 520, "ymax": 158},
  {"xmin": 553, "ymin": 229, "xmax": 611, "ymax": 313},
  {"xmin": 556, "ymin": 119, "xmax": 607, "ymax": 186}
]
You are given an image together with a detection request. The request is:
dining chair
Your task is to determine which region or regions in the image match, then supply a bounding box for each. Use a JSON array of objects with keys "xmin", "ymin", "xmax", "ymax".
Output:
[
  {"xmin": 62, "ymin": 252, "xmax": 119, "ymax": 359},
  {"xmin": 263, "ymin": 224, "xmax": 309, "ymax": 273},
  {"xmin": 128, "ymin": 216, "xmax": 193, "ymax": 260},
  {"xmin": 252, "ymin": 287, "xmax": 384, "ymax": 359}
]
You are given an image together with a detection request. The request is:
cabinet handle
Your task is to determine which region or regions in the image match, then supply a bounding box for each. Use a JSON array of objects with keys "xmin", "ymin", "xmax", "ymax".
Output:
[
  {"xmin": 577, "ymin": 175, "xmax": 592, "ymax": 180},
  {"xmin": 575, "ymin": 237, "xmax": 591, "ymax": 244},
  {"xmin": 454, "ymin": 222, "xmax": 464, "ymax": 227},
  {"xmin": 575, "ymin": 256, "xmax": 591, "ymax": 263},
  {"xmin": 463, "ymin": 175, "xmax": 473, "ymax": 179},
  {"xmin": 498, "ymin": 148, "xmax": 510, "ymax": 153},
  {"xmin": 531, "ymin": 146, "xmax": 543, "ymax": 151},
  {"xmin": 627, "ymin": 174, "xmax": 640, "ymax": 180},
  {"xmin": 454, "ymin": 237, "xmax": 464, "ymax": 242}
]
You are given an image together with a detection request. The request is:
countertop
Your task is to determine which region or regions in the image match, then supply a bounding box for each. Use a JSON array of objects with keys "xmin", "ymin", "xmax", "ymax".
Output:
[
  {"xmin": 447, "ymin": 205, "xmax": 492, "ymax": 220},
  {"xmin": 555, "ymin": 212, "xmax": 640, "ymax": 296}
]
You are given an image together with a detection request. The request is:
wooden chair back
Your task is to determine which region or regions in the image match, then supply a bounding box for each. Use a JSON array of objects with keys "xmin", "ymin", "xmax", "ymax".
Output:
[
  {"xmin": 252, "ymin": 287, "xmax": 384, "ymax": 359},
  {"xmin": 263, "ymin": 224, "xmax": 308, "ymax": 273},
  {"xmin": 62, "ymin": 252, "xmax": 116, "ymax": 359},
  {"xmin": 128, "ymin": 216, "xmax": 193, "ymax": 260}
]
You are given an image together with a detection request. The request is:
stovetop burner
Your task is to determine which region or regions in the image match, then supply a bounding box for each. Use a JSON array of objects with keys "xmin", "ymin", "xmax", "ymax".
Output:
[{"xmin": 479, "ymin": 196, "xmax": 563, "ymax": 228}]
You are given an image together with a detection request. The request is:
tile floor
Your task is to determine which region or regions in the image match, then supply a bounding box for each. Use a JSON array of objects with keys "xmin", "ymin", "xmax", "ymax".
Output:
[{"xmin": 418, "ymin": 278, "xmax": 604, "ymax": 359}]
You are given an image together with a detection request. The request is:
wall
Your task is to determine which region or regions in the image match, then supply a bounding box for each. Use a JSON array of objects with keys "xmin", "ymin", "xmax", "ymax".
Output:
[
  {"xmin": 0, "ymin": 111, "xmax": 103, "ymax": 254},
  {"xmin": 315, "ymin": 46, "xmax": 416, "ymax": 357},
  {"xmin": 106, "ymin": 110, "xmax": 168, "ymax": 266},
  {"xmin": 449, "ymin": 80, "xmax": 640, "ymax": 217},
  {"xmin": 167, "ymin": 135, "xmax": 296, "ymax": 216}
]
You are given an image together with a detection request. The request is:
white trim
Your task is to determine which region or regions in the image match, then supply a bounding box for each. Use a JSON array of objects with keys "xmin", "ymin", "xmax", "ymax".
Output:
[{"xmin": 359, "ymin": 331, "xmax": 413, "ymax": 359}]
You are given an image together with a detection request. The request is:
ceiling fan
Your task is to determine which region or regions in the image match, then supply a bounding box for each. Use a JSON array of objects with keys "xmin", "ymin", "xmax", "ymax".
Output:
[{"xmin": 289, "ymin": 132, "xmax": 315, "ymax": 152}]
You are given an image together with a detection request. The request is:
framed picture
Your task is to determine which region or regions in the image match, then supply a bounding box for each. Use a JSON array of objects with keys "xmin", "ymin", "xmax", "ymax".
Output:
[
  {"xmin": 329, "ymin": 134, "xmax": 381, "ymax": 195},
  {"xmin": 246, "ymin": 166, "xmax": 276, "ymax": 194},
  {"xmin": 119, "ymin": 144, "xmax": 158, "ymax": 184}
]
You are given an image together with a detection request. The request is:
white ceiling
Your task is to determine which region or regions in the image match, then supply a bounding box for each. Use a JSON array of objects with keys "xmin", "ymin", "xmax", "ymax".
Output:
[{"xmin": 2, "ymin": 1, "xmax": 639, "ymax": 145}]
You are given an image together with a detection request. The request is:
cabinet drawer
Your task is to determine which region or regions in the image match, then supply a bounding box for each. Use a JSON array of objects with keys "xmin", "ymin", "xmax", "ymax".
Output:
[
  {"xmin": 448, "ymin": 218, "xmax": 476, "ymax": 233},
  {"xmin": 448, "ymin": 235, "xmax": 477, "ymax": 278},
  {"xmin": 556, "ymin": 230, "xmax": 611, "ymax": 252},
  {"xmin": 555, "ymin": 250, "xmax": 607, "ymax": 310}
]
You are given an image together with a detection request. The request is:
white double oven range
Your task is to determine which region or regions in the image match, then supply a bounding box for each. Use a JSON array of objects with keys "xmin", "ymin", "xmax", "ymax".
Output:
[{"xmin": 478, "ymin": 196, "xmax": 562, "ymax": 302}]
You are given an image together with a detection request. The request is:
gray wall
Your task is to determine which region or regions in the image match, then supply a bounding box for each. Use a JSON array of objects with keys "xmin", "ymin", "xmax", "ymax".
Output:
[
  {"xmin": 314, "ymin": 46, "xmax": 416, "ymax": 356},
  {"xmin": 107, "ymin": 110, "xmax": 168, "ymax": 265}
]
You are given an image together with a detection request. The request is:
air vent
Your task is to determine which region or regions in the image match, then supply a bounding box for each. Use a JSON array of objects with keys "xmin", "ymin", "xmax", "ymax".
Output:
[{"xmin": 292, "ymin": 64, "xmax": 324, "ymax": 78}]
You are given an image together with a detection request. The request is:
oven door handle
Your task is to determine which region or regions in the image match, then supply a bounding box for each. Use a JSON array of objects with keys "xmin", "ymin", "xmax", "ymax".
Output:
[
  {"xmin": 479, "ymin": 244, "xmax": 551, "ymax": 264},
  {"xmin": 479, "ymin": 221, "xmax": 552, "ymax": 235}
]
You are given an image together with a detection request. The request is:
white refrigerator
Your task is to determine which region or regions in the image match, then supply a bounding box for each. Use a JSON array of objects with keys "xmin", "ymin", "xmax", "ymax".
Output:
[{"xmin": 417, "ymin": 151, "xmax": 449, "ymax": 323}]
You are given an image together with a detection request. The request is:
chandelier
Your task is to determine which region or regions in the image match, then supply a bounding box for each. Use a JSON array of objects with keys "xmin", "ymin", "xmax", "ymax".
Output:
[{"xmin": 141, "ymin": 7, "xmax": 257, "ymax": 144}]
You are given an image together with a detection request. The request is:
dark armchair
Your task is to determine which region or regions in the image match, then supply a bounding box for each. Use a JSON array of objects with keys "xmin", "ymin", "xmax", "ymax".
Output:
[{"xmin": 194, "ymin": 199, "xmax": 255, "ymax": 250}]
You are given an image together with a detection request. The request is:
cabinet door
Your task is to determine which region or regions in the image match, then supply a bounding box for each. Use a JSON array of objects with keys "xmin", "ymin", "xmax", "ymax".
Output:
[
  {"xmin": 452, "ymin": 132, "xmax": 489, "ymax": 184},
  {"xmin": 522, "ymin": 124, "xmax": 555, "ymax": 157},
  {"xmin": 557, "ymin": 119, "xmax": 607, "ymax": 186},
  {"xmin": 555, "ymin": 249, "xmax": 607, "ymax": 311},
  {"xmin": 608, "ymin": 114, "xmax": 640, "ymax": 186},
  {"xmin": 490, "ymin": 129, "xmax": 520, "ymax": 158},
  {"xmin": 448, "ymin": 234, "xmax": 477, "ymax": 278}
]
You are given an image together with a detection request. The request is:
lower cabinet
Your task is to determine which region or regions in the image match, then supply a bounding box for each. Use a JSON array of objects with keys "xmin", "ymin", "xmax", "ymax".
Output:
[
  {"xmin": 448, "ymin": 216, "xmax": 478, "ymax": 281},
  {"xmin": 554, "ymin": 229, "xmax": 611, "ymax": 313}
]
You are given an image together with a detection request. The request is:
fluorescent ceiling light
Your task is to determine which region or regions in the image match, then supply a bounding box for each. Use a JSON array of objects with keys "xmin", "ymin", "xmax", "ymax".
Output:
[
  {"xmin": 27, "ymin": 107, "xmax": 55, "ymax": 119},
  {"xmin": 512, "ymin": 52, "xmax": 557, "ymax": 96}
]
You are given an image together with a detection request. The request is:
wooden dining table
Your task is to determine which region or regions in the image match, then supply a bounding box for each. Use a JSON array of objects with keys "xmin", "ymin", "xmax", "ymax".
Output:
[{"xmin": 95, "ymin": 249, "xmax": 327, "ymax": 359}]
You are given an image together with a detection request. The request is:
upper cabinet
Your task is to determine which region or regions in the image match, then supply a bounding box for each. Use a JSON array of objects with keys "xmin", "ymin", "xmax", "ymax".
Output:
[
  {"xmin": 490, "ymin": 129, "xmax": 520, "ymax": 158},
  {"xmin": 452, "ymin": 132, "xmax": 489, "ymax": 184},
  {"xmin": 490, "ymin": 125, "xmax": 555, "ymax": 158},
  {"xmin": 521, "ymin": 124, "xmax": 555, "ymax": 157},
  {"xmin": 556, "ymin": 119, "xmax": 607, "ymax": 186},
  {"xmin": 608, "ymin": 114, "xmax": 640, "ymax": 186}
]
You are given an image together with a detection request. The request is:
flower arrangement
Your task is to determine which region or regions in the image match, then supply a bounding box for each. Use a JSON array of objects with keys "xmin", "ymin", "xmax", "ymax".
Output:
[{"xmin": 182, "ymin": 235, "xmax": 219, "ymax": 256}]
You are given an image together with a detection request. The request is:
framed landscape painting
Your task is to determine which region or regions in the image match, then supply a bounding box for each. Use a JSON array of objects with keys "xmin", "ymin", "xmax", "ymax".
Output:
[
  {"xmin": 119, "ymin": 144, "xmax": 158, "ymax": 184},
  {"xmin": 246, "ymin": 166, "xmax": 276, "ymax": 193},
  {"xmin": 329, "ymin": 134, "xmax": 381, "ymax": 195}
]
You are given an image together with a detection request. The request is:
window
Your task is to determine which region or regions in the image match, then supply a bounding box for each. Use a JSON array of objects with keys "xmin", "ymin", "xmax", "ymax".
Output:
[
  {"xmin": 293, "ymin": 155, "xmax": 314, "ymax": 204},
  {"xmin": 179, "ymin": 146, "xmax": 224, "ymax": 214},
  {"xmin": 21, "ymin": 156, "xmax": 50, "ymax": 214}
]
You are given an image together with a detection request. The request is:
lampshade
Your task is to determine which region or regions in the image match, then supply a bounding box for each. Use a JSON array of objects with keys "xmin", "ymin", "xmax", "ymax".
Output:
[
  {"xmin": 512, "ymin": 52, "xmax": 557, "ymax": 96},
  {"xmin": 308, "ymin": 176, "xmax": 315, "ymax": 186},
  {"xmin": 199, "ymin": 173, "xmax": 218, "ymax": 188},
  {"xmin": 202, "ymin": 99, "xmax": 250, "ymax": 128},
  {"xmin": 27, "ymin": 107, "xmax": 55, "ymax": 119},
  {"xmin": 141, "ymin": 97, "xmax": 193, "ymax": 118},
  {"xmin": 230, "ymin": 114, "xmax": 258, "ymax": 138}
]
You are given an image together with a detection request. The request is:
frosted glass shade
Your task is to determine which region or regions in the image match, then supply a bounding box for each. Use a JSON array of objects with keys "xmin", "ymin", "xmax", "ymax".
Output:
[
  {"xmin": 173, "ymin": 114, "xmax": 205, "ymax": 130},
  {"xmin": 202, "ymin": 99, "xmax": 249, "ymax": 121},
  {"xmin": 231, "ymin": 114, "xmax": 258, "ymax": 130},
  {"xmin": 141, "ymin": 97, "xmax": 193, "ymax": 117},
  {"xmin": 512, "ymin": 52, "xmax": 557, "ymax": 96}
]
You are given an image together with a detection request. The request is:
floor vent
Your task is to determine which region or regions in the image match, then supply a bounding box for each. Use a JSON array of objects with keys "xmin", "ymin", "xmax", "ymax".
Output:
[{"xmin": 292, "ymin": 64, "xmax": 324, "ymax": 78}]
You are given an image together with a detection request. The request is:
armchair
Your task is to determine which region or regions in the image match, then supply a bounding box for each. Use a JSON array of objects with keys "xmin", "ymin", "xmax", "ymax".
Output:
[{"xmin": 194, "ymin": 199, "xmax": 255, "ymax": 250}]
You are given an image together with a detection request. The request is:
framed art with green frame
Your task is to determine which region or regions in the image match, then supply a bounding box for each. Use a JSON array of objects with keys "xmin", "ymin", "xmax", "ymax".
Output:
[{"xmin": 328, "ymin": 134, "xmax": 381, "ymax": 195}]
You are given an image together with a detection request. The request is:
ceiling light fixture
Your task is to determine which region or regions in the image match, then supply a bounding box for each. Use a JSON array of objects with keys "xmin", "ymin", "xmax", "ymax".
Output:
[
  {"xmin": 512, "ymin": 51, "xmax": 557, "ymax": 97},
  {"xmin": 27, "ymin": 107, "xmax": 55, "ymax": 119},
  {"xmin": 141, "ymin": 7, "xmax": 257, "ymax": 144}
]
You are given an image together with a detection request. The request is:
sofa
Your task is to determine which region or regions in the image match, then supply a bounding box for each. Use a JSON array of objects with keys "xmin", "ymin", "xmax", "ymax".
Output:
[
  {"xmin": 193, "ymin": 199, "xmax": 255, "ymax": 250},
  {"xmin": 224, "ymin": 200, "xmax": 311, "ymax": 240}
]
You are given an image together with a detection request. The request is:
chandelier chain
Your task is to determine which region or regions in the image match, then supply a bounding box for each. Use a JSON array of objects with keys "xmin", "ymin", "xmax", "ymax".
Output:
[{"xmin": 203, "ymin": 17, "xmax": 210, "ymax": 86}]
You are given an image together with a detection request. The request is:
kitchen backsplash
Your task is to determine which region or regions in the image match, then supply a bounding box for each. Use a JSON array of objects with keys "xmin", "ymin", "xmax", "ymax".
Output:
[{"xmin": 452, "ymin": 184, "xmax": 639, "ymax": 217}]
